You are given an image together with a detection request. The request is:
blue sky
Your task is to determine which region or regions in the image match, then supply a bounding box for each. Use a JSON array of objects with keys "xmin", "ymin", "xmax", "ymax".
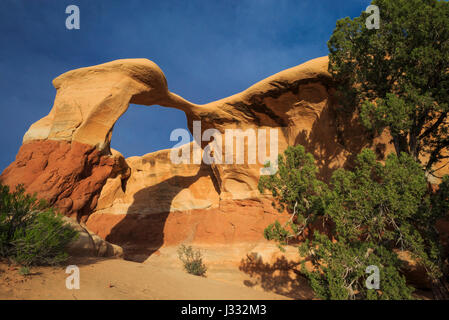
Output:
[{"xmin": 0, "ymin": 0, "xmax": 370, "ymax": 171}]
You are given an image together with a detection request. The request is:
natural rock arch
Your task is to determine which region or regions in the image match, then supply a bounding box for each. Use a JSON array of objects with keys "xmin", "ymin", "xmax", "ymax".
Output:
[
  {"xmin": 23, "ymin": 59, "xmax": 200, "ymax": 152},
  {"xmin": 1, "ymin": 56, "xmax": 404, "ymax": 258}
]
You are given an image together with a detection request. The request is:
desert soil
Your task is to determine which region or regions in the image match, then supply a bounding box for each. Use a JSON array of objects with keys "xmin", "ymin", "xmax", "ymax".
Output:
[{"xmin": 0, "ymin": 255, "xmax": 303, "ymax": 300}]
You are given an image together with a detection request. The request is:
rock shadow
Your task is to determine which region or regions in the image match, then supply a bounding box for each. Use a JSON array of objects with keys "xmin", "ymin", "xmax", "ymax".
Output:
[
  {"xmin": 294, "ymin": 99, "xmax": 387, "ymax": 182},
  {"xmin": 239, "ymin": 254, "xmax": 315, "ymax": 299},
  {"xmin": 105, "ymin": 161, "xmax": 220, "ymax": 262}
]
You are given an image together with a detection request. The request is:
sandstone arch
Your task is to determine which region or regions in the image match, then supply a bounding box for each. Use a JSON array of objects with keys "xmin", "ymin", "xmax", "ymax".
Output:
[
  {"xmin": 23, "ymin": 59, "xmax": 200, "ymax": 152},
  {"xmin": 1, "ymin": 56, "xmax": 406, "ymax": 260}
]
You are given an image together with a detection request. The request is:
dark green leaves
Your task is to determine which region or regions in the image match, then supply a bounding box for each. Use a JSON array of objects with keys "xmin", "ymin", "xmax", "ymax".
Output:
[
  {"xmin": 329, "ymin": 0, "xmax": 449, "ymax": 171},
  {"xmin": 259, "ymin": 145, "xmax": 448, "ymax": 299}
]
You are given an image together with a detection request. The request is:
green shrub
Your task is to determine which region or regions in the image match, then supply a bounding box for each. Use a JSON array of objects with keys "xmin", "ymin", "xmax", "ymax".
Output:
[
  {"xmin": 177, "ymin": 244, "xmax": 207, "ymax": 277},
  {"xmin": 19, "ymin": 266, "xmax": 30, "ymax": 276},
  {"xmin": 325, "ymin": 150, "xmax": 445, "ymax": 281},
  {"xmin": 260, "ymin": 146, "xmax": 448, "ymax": 299},
  {"xmin": 0, "ymin": 184, "xmax": 78, "ymax": 266},
  {"xmin": 300, "ymin": 234, "xmax": 414, "ymax": 300},
  {"xmin": 259, "ymin": 145, "xmax": 328, "ymax": 247}
]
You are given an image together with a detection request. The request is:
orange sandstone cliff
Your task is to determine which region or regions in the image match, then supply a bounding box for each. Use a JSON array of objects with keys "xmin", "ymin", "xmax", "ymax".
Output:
[{"xmin": 0, "ymin": 57, "xmax": 409, "ymax": 261}]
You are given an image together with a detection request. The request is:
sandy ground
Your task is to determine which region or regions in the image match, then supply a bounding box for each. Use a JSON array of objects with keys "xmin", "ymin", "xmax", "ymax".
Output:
[
  {"xmin": 0, "ymin": 255, "xmax": 299, "ymax": 300},
  {"xmin": 0, "ymin": 250, "xmax": 434, "ymax": 300}
]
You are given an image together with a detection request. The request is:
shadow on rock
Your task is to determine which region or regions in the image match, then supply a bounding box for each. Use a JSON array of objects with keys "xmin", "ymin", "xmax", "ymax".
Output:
[
  {"xmin": 239, "ymin": 254, "xmax": 315, "ymax": 300},
  {"xmin": 295, "ymin": 101, "xmax": 388, "ymax": 182},
  {"xmin": 105, "ymin": 161, "xmax": 219, "ymax": 263}
]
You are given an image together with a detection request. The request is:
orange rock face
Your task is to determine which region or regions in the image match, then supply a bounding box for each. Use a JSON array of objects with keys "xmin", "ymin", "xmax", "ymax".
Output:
[
  {"xmin": 1, "ymin": 56, "xmax": 446, "ymax": 262},
  {"xmin": 86, "ymin": 198, "xmax": 289, "ymax": 260},
  {"xmin": 0, "ymin": 140, "xmax": 122, "ymax": 221}
]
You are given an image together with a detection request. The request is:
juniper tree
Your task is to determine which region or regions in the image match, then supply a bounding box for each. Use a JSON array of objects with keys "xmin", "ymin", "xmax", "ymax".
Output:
[
  {"xmin": 258, "ymin": 145, "xmax": 327, "ymax": 247},
  {"xmin": 328, "ymin": 0, "xmax": 449, "ymax": 177},
  {"xmin": 259, "ymin": 146, "xmax": 448, "ymax": 299}
]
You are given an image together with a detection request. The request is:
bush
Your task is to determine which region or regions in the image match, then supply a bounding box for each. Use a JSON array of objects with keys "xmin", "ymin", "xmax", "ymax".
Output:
[
  {"xmin": 260, "ymin": 146, "xmax": 448, "ymax": 299},
  {"xmin": 259, "ymin": 145, "xmax": 327, "ymax": 247},
  {"xmin": 300, "ymin": 234, "xmax": 414, "ymax": 300},
  {"xmin": 325, "ymin": 150, "xmax": 444, "ymax": 281},
  {"xmin": 19, "ymin": 266, "xmax": 30, "ymax": 276},
  {"xmin": 0, "ymin": 184, "xmax": 78, "ymax": 266},
  {"xmin": 177, "ymin": 244, "xmax": 207, "ymax": 276}
]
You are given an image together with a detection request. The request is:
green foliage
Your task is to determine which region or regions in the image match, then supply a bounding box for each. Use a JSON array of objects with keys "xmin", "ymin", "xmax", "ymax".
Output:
[
  {"xmin": 327, "ymin": 150, "xmax": 444, "ymax": 279},
  {"xmin": 304, "ymin": 149, "xmax": 445, "ymax": 299},
  {"xmin": 260, "ymin": 146, "xmax": 448, "ymax": 299},
  {"xmin": 300, "ymin": 235, "xmax": 414, "ymax": 300},
  {"xmin": 298, "ymin": 0, "xmax": 449, "ymax": 298},
  {"xmin": 0, "ymin": 184, "xmax": 78, "ymax": 266},
  {"xmin": 12, "ymin": 210, "xmax": 79, "ymax": 266},
  {"xmin": 263, "ymin": 221, "xmax": 292, "ymax": 251},
  {"xmin": 177, "ymin": 244, "xmax": 207, "ymax": 277},
  {"xmin": 328, "ymin": 0, "xmax": 449, "ymax": 173},
  {"xmin": 258, "ymin": 145, "xmax": 328, "ymax": 245},
  {"xmin": 19, "ymin": 266, "xmax": 30, "ymax": 276},
  {"xmin": 430, "ymin": 175, "xmax": 449, "ymax": 217}
]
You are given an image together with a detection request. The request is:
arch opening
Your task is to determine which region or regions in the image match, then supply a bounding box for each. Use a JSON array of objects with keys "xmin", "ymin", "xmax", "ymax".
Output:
[{"xmin": 110, "ymin": 104, "xmax": 192, "ymax": 158}]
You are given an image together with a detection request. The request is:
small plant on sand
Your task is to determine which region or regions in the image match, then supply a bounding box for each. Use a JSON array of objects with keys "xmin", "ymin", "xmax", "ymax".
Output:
[
  {"xmin": 177, "ymin": 244, "xmax": 207, "ymax": 277},
  {"xmin": 19, "ymin": 266, "xmax": 30, "ymax": 276},
  {"xmin": 0, "ymin": 184, "xmax": 78, "ymax": 266}
]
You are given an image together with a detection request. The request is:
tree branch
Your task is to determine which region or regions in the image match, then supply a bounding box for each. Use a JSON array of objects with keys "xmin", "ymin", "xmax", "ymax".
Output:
[{"xmin": 419, "ymin": 112, "xmax": 447, "ymax": 140}]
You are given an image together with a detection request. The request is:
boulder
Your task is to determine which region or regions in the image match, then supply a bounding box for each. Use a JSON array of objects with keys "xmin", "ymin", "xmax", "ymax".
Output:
[{"xmin": 63, "ymin": 217, "xmax": 123, "ymax": 258}]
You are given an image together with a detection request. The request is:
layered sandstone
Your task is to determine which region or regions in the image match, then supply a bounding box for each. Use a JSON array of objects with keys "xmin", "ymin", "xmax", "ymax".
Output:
[
  {"xmin": 0, "ymin": 140, "xmax": 123, "ymax": 220},
  {"xmin": 2, "ymin": 56, "xmax": 442, "ymax": 262}
]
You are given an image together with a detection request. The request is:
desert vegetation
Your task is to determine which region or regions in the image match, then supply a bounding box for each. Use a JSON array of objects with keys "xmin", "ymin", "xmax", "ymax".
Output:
[
  {"xmin": 0, "ymin": 184, "xmax": 78, "ymax": 267},
  {"xmin": 260, "ymin": 146, "xmax": 449, "ymax": 299},
  {"xmin": 259, "ymin": 0, "xmax": 449, "ymax": 300},
  {"xmin": 177, "ymin": 244, "xmax": 208, "ymax": 277},
  {"xmin": 329, "ymin": 0, "xmax": 448, "ymax": 173}
]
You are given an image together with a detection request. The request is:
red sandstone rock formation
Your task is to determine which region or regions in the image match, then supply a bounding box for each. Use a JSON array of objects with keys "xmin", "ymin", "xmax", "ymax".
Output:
[
  {"xmin": 1, "ymin": 57, "xmax": 446, "ymax": 261},
  {"xmin": 0, "ymin": 140, "xmax": 119, "ymax": 220}
]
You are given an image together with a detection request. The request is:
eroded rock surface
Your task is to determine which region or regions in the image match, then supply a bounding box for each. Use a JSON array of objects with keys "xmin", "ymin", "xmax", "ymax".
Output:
[
  {"xmin": 2, "ymin": 56, "xmax": 442, "ymax": 262},
  {"xmin": 0, "ymin": 140, "xmax": 124, "ymax": 220},
  {"xmin": 63, "ymin": 217, "xmax": 123, "ymax": 258}
]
